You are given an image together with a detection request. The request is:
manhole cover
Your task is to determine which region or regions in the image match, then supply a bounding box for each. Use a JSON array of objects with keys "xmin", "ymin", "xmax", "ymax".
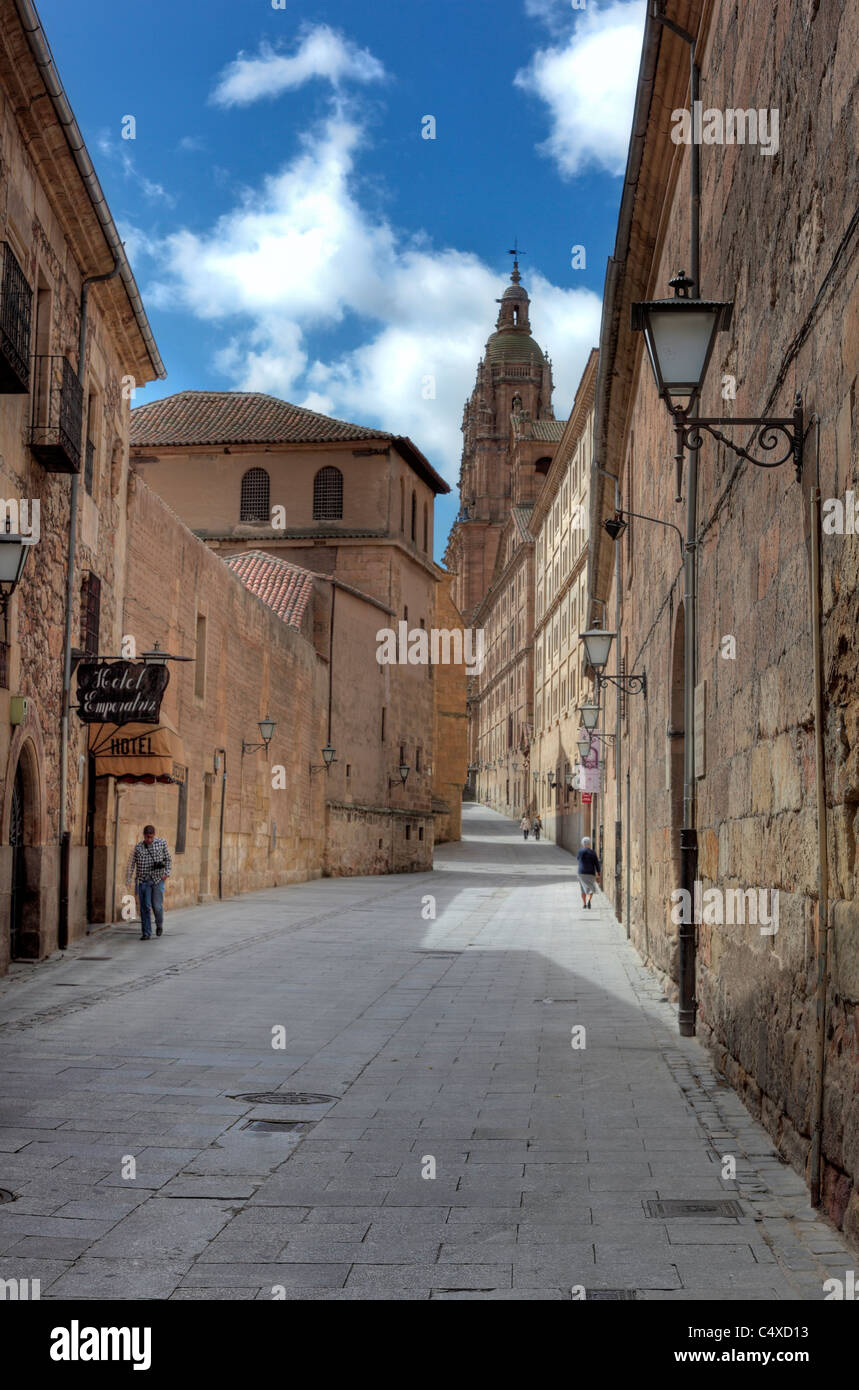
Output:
[
  {"xmin": 242, "ymin": 1120, "xmax": 315, "ymax": 1134},
  {"xmin": 644, "ymin": 1199, "xmax": 744, "ymax": 1219},
  {"xmin": 0, "ymin": 1189, "xmax": 16, "ymax": 1204},
  {"xmin": 230, "ymin": 1092, "xmax": 339, "ymax": 1106},
  {"xmin": 584, "ymin": 1289, "xmax": 637, "ymax": 1300}
]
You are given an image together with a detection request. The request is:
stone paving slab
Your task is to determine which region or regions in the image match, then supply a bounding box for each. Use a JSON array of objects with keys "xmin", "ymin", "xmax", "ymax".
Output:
[{"xmin": 0, "ymin": 804, "xmax": 854, "ymax": 1301}]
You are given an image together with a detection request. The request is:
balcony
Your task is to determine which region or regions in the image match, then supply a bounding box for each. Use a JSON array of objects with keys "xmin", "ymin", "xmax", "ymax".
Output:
[
  {"xmin": 0, "ymin": 242, "xmax": 33, "ymax": 394},
  {"xmin": 30, "ymin": 355, "xmax": 83, "ymax": 473}
]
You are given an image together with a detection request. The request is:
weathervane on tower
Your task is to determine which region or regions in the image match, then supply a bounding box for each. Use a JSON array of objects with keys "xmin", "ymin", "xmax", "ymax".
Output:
[{"xmin": 508, "ymin": 238, "xmax": 526, "ymax": 283}]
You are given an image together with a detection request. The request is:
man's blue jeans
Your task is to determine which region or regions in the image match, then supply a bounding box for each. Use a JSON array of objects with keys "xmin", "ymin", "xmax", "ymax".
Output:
[{"xmin": 138, "ymin": 880, "xmax": 165, "ymax": 938}]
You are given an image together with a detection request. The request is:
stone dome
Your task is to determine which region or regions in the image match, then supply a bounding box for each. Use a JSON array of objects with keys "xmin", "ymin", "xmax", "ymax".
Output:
[{"xmin": 486, "ymin": 332, "xmax": 545, "ymax": 363}]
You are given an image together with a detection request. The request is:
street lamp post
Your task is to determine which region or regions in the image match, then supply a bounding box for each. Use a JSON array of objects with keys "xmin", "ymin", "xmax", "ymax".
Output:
[
  {"xmin": 242, "ymin": 716, "xmax": 277, "ymax": 757},
  {"xmin": 631, "ymin": 271, "xmax": 803, "ymax": 502},
  {"xmin": 631, "ymin": 270, "xmax": 804, "ymax": 1037}
]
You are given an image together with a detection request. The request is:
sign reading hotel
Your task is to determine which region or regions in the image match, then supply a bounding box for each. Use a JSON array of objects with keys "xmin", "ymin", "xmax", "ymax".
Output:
[{"xmin": 76, "ymin": 660, "xmax": 170, "ymax": 725}]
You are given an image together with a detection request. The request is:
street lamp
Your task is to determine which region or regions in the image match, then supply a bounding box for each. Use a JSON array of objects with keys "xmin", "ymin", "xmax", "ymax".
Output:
[
  {"xmin": 309, "ymin": 743, "xmax": 338, "ymax": 775},
  {"xmin": 579, "ymin": 628, "xmax": 615, "ymax": 673},
  {"xmin": 632, "ymin": 270, "xmax": 803, "ymax": 502},
  {"xmin": 546, "ymin": 770, "xmax": 556, "ymax": 788},
  {"xmin": 603, "ymin": 509, "xmax": 684, "ymax": 559},
  {"xmin": 0, "ymin": 533, "xmax": 29, "ymax": 612},
  {"xmin": 579, "ymin": 628, "xmax": 646, "ymax": 698},
  {"xmin": 242, "ymin": 716, "xmax": 276, "ymax": 755},
  {"xmin": 577, "ymin": 699, "xmax": 601, "ymax": 731},
  {"xmin": 389, "ymin": 762, "xmax": 410, "ymax": 788},
  {"xmin": 141, "ymin": 640, "xmax": 170, "ymax": 666},
  {"xmin": 577, "ymin": 731, "xmax": 593, "ymax": 760}
]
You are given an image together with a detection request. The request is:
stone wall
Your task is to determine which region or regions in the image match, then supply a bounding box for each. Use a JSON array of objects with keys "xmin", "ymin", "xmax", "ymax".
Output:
[
  {"xmin": 114, "ymin": 474, "xmax": 328, "ymax": 913},
  {"xmin": 431, "ymin": 578, "xmax": 468, "ymax": 843},
  {"xmin": 593, "ymin": 0, "xmax": 859, "ymax": 1235}
]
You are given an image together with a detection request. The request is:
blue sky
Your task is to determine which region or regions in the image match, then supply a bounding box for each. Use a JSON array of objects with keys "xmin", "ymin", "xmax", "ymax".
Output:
[{"xmin": 36, "ymin": 0, "xmax": 646, "ymax": 557}]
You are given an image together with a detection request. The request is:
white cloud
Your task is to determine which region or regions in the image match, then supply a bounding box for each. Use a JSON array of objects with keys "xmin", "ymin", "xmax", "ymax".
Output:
[
  {"xmin": 516, "ymin": 0, "xmax": 646, "ymax": 177},
  {"xmin": 146, "ymin": 107, "xmax": 600, "ymax": 482},
  {"xmin": 211, "ymin": 25, "xmax": 386, "ymax": 108}
]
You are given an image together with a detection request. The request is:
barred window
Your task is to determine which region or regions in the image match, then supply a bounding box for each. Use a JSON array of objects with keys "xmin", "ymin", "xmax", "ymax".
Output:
[
  {"xmin": 80, "ymin": 572, "xmax": 101, "ymax": 656},
  {"xmin": 240, "ymin": 467, "xmax": 270, "ymax": 522},
  {"xmin": 313, "ymin": 466, "xmax": 343, "ymax": 520}
]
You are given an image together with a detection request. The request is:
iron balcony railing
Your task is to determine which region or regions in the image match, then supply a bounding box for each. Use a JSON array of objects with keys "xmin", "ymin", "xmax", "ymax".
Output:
[
  {"xmin": 0, "ymin": 242, "xmax": 33, "ymax": 393},
  {"xmin": 30, "ymin": 354, "xmax": 83, "ymax": 473}
]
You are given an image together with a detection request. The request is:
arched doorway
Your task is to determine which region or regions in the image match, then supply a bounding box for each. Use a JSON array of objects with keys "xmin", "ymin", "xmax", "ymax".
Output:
[
  {"xmin": 5, "ymin": 740, "xmax": 42, "ymax": 961},
  {"xmin": 9, "ymin": 762, "xmax": 24, "ymax": 959}
]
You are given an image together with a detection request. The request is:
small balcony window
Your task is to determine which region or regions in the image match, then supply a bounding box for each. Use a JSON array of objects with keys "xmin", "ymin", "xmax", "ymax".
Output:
[
  {"xmin": 30, "ymin": 355, "xmax": 83, "ymax": 473},
  {"xmin": 0, "ymin": 242, "xmax": 32, "ymax": 394}
]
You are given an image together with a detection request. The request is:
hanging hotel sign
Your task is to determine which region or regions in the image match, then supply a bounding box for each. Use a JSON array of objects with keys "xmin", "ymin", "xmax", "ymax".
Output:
[{"xmin": 76, "ymin": 660, "xmax": 170, "ymax": 725}]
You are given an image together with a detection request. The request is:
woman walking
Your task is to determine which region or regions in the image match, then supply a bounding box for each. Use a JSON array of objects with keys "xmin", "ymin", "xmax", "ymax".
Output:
[
  {"xmin": 520, "ymin": 814, "xmax": 530, "ymax": 840},
  {"xmin": 531, "ymin": 815, "xmax": 542, "ymax": 841},
  {"xmin": 577, "ymin": 836, "xmax": 601, "ymax": 909}
]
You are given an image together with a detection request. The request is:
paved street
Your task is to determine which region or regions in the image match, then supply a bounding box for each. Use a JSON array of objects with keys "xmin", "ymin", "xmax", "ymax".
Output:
[{"xmin": 0, "ymin": 804, "xmax": 852, "ymax": 1301}]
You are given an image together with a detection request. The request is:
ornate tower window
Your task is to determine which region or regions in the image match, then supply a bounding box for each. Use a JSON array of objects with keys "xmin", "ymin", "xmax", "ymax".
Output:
[
  {"xmin": 313, "ymin": 466, "xmax": 343, "ymax": 520},
  {"xmin": 240, "ymin": 466, "xmax": 270, "ymax": 521}
]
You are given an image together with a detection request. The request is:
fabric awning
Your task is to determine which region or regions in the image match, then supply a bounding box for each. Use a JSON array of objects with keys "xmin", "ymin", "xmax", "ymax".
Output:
[{"xmin": 89, "ymin": 719, "xmax": 186, "ymax": 784}]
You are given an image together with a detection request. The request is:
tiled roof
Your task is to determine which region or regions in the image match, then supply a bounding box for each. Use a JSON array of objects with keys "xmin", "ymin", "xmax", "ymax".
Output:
[
  {"xmin": 225, "ymin": 550, "xmax": 315, "ymax": 631},
  {"xmin": 527, "ymin": 419, "xmax": 565, "ymax": 441},
  {"xmin": 511, "ymin": 505, "xmax": 534, "ymax": 541},
  {"xmin": 129, "ymin": 390, "xmax": 450, "ymax": 495},
  {"xmin": 131, "ymin": 391, "xmax": 390, "ymax": 448}
]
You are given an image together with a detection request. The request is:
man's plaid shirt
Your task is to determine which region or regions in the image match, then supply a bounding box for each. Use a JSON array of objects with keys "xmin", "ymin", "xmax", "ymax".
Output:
[{"xmin": 126, "ymin": 838, "xmax": 172, "ymax": 886}]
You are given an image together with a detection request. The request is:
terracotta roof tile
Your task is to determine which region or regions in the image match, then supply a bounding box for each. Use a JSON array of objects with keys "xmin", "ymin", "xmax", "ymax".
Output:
[
  {"xmin": 131, "ymin": 390, "xmax": 393, "ymax": 449},
  {"xmin": 226, "ymin": 550, "xmax": 315, "ymax": 631}
]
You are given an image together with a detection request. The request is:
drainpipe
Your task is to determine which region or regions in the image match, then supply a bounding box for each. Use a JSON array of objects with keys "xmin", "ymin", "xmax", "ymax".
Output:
[
  {"xmin": 653, "ymin": 2, "xmax": 701, "ymax": 1035},
  {"xmin": 594, "ymin": 461, "xmax": 622, "ymax": 925},
  {"xmin": 214, "ymin": 748, "xmax": 227, "ymax": 900},
  {"xmin": 808, "ymin": 486, "xmax": 830, "ymax": 1206},
  {"xmin": 58, "ymin": 259, "xmax": 120, "ymax": 945}
]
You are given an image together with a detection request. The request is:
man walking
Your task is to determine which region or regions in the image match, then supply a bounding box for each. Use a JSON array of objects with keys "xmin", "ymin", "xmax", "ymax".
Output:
[
  {"xmin": 126, "ymin": 824, "xmax": 172, "ymax": 940},
  {"xmin": 577, "ymin": 835, "xmax": 601, "ymax": 909}
]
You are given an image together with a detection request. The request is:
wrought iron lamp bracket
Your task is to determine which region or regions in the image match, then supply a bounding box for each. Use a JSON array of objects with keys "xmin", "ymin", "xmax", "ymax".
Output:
[
  {"xmin": 596, "ymin": 671, "xmax": 647, "ymax": 698},
  {"xmin": 673, "ymin": 394, "xmax": 803, "ymax": 483}
]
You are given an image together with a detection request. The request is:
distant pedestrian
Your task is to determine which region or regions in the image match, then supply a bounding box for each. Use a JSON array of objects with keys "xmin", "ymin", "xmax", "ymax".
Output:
[
  {"xmin": 531, "ymin": 815, "xmax": 542, "ymax": 841},
  {"xmin": 577, "ymin": 836, "xmax": 601, "ymax": 909},
  {"xmin": 520, "ymin": 814, "xmax": 530, "ymax": 840},
  {"xmin": 126, "ymin": 824, "xmax": 172, "ymax": 940}
]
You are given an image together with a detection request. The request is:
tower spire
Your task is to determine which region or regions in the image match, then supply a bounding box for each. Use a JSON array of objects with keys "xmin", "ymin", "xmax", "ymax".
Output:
[{"xmin": 508, "ymin": 238, "xmax": 525, "ymax": 284}]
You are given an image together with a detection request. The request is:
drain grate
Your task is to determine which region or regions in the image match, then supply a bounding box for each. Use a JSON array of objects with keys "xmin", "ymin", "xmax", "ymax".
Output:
[
  {"xmin": 644, "ymin": 1198, "xmax": 744, "ymax": 1219},
  {"xmin": 535, "ymin": 998, "xmax": 578, "ymax": 1004},
  {"xmin": 78, "ymin": 956, "xmax": 112, "ymax": 961},
  {"xmin": 585, "ymin": 1289, "xmax": 637, "ymax": 1300},
  {"xmin": 242, "ymin": 1119, "xmax": 315, "ymax": 1134},
  {"xmin": 230, "ymin": 1091, "xmax": 339, "ymax": 1106},
  {"xmin": 54, "ymin": 982, "xmax": 83, "ymax": 987},
  {"xmin": 0, "ymin": 1189, "xmax": 16, "ymax": 1204}
]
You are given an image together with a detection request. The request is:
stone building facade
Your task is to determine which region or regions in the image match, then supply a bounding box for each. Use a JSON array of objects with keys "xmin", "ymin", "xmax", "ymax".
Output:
[
  {"xmin": 431, "ymin": 581, "xmax": 467, "ymax": 844},
  {"xmin": 531, "ymin": 350, "xmax": 597, "ymax": 851},
  {"xmin": 113, "ymin": 482, "xmax": 328, "ymax": 912},
  {"xmin": 129, "ymin": 392, "xmax": 455, "ymax": 873},
  {"xmin": 0, "ymin": 0, "xmax": 164, "ymax": 972},
  {"xmin": 589, "ymin": 0, "xmax": 859, "ymax": 1233}
]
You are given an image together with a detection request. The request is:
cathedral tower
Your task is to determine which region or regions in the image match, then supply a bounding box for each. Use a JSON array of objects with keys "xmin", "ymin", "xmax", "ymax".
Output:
[{"xmin": 445, "ymin": 257, "xmax": 554, "ymax": 619}]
